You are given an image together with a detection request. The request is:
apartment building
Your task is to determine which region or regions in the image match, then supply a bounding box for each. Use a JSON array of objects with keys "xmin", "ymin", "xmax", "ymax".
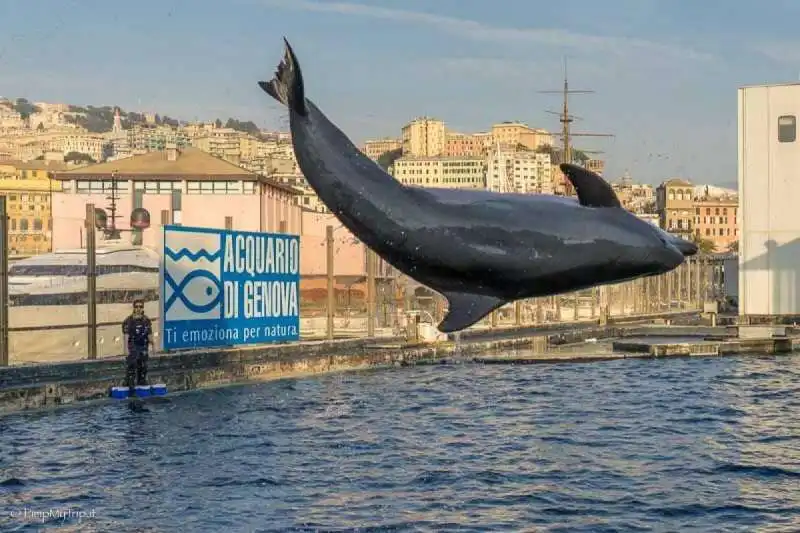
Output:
[
  {"xmin": 656, "ymin": 178, "xmax": 694, "ymax": 240},
  {"xmin": 361, "ymin": 138, "xmax": 402, "ymax": 160},
  {"xmin": 0, "ymin": 160, "xmax": 68, "ymax": 255},
  {"xmin": 444, "ymin": 133, "xmax": 487, "ymax": 157},
  {"xmin": 693, "ymin": 197, "xmax": 738, "ymax": 252},
  {"xmin": 486, "ymin": 150, "xmax": 553, "ymax": 194},
  {"xmin": 191, "ymin": 128, "xmax": 241, "ymax": 163},
  {"xmin": 490, "ymin": 122, "xmax": 552, "ymax": 151},
  {"xmin": 391, "ymin": 156, "xmax": 485, "ymax": 189},
  {"xmin": 401, "ymin": 117, "xmax": 446, "ymax": 157},
  {"xmin": 612, "ymin": 176, "xmax": 655, "ymax": 213}
]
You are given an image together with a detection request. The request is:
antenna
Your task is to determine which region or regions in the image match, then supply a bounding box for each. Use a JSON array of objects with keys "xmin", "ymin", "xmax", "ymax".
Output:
[
  {"xmin": 538, "ymin": 57, "xmax": 615, "ymax": 194},
  {"xmin": 104, "ymin": 169, "xmax": 122, "ymax": 239}
]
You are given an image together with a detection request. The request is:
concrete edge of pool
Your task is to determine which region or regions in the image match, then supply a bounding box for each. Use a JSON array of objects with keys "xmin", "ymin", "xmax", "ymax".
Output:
[{"xmin": 1, "ymin": 310, "xmax": 794, "ymax": 416}]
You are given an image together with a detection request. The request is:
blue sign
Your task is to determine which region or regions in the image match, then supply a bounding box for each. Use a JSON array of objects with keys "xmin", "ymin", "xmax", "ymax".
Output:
[{"xmin": 160, "ymin": 225, "xmax": 300, "ymax": 350}]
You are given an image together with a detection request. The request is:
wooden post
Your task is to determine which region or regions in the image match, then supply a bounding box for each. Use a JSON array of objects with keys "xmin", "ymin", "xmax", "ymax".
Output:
[
  {"xmin": 514, "ymin": 300, "xmax": 522, "ymax": 326},
  {"xmin": 366, "ymin": 248, "xmax": 375, "ymax": 337},
  {"xmin": 86, "ymin": 204, "xmax": 97, "ymax": 360},
  {"xmin": 279, "ymin": 220, "xmax": 287, "ymax": 234},
  {"xmin": 573, "ymin": 292, "xmax": 580, "ymax": 321},
  {"xmin": 0, "ymin": 197, "xmax": 8, "ymax": 366},
  {"xmin": 667, "ymin": 269, "xmax": 674, "ymax": 311},
  {"xmin": 326, "ymin": 225, "xmax": 334, "ymax": 340},
  {"xmin": 224, "ymin": 216, "xmax": 233, "ymax": 230},
  {"xmin": 695, "ymin": 258, "xmax": 702, "ymax": 305}
]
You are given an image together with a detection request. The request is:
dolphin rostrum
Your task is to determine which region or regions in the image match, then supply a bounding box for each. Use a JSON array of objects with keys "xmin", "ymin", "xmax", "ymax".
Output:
[{"xmin": 258, "ymin": 38, "xmax": 698, "ymax": 333}]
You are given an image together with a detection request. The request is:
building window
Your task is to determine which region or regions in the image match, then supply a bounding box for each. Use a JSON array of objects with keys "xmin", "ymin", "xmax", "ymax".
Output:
[
  {"xmin": 33, "ymin": 218, "xmax": 42, "ymax": 231},
  {"xmin": 76, "ymin": 180, "xmax": 130, "ymax": 193},
  {"xmin": 778, "ymin": 115, "xmax": 796, "ymax": 143},
  {"xmin": 20, "ymin": 219, "xmax": 28, "ymax": 231},
  {"xmin": 186, "ymin": 180, "xmax": 243, "ymax": 194}
]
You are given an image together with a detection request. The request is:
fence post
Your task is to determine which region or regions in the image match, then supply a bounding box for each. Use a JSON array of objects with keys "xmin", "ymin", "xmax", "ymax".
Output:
[
  {"xmin": 86, "ymin": 204, "xmax": 97, "ymax": 360},
  {"xmin": 326, "ymin": 225, "xmax": 335, "ymax": 340},
  {"xmin": 695, "ymin": 258, "xmax": 702, "ymax": 305},
  {"xmin": 366, "ymin": 248, "xmax": 375, "ymax": 337},
  {"xmin": 0, "ymin": 196, "xmax": 8, "ymax": 366}
]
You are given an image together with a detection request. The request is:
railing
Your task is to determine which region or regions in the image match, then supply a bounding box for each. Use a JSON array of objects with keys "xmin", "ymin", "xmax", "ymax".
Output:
[{"xmin": 0, "ymin": 209, "xmax": 726, "ymax": 366}]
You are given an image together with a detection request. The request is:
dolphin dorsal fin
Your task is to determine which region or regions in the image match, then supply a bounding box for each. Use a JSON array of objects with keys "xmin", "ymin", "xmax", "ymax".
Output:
[
  {"xmin": 438, "ymin": 291, "xmax": 507, "ymax": 333},
  {"xmin": 559, "ymin": 163, "xmax": 622, "ymax": 208}
]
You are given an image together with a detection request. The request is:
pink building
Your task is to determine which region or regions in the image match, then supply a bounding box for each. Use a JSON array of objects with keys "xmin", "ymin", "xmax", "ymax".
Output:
[
  {"xmin": 50, "ymin": 146, "xmax": 378, "ymax": 278},
  {"xmin": 51, "ymin": 146, "xmax": 301, "ymax": 246},
  {"xmin": 300, "ymin": 210, "xmax": 367, "ymax": 276}
]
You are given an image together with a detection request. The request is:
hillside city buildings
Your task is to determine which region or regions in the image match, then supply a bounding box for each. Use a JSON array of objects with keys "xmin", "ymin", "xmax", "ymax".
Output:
[{"xmin": 0, "ymin": 96, "xmax": 739, "ymax": 264}]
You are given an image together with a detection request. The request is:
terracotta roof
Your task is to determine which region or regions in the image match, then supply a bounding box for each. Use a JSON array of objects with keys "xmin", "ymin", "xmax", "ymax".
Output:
[
  {"xmin": 52, "ymin": 147, "xmax": 254, "ymax": 178},
  {"xmin": 662, "ymin": 178, "xmax": 693, "ymax": 187},
  {"xmin": 52, "ymin": 147, "xmax": 301, "ymax": 195}
]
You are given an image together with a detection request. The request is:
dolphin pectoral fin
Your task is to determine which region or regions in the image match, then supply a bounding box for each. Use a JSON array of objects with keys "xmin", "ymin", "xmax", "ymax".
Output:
[
  {"xmin": 438, "ymin": 292, "xmax": 507, "ymax": 333},
  {"xmin": 559, "ymin": 163, "xmax": 621, "ymax": 208}
]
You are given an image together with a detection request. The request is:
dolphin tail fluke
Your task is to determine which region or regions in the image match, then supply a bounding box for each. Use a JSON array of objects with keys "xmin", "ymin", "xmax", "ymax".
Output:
[
  {"xmin": 438, "ymin": 291, "xmax": 507, "ymax": 333},
  {"xmin": 258, "ymin": 37, "xmax": 307, "ymax": 117}
]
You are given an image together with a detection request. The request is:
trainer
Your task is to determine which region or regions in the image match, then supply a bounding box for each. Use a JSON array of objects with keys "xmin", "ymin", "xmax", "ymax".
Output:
[{"xmin": 122, "ymin": 299, "xmax": 154, "ymax": 393}]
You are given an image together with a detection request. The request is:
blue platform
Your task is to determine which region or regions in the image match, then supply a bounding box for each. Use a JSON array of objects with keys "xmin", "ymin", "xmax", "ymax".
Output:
[
  {"xmin": 110, "ymin": 387, "xmax": 129, "ymax": 400},
  {"xmin": 110, "ymin": 384, "xmax": 168, "ymax": 399},
  {"xmin": 134, "ymin": 385, "xmax": 151, "ymax": 398}
]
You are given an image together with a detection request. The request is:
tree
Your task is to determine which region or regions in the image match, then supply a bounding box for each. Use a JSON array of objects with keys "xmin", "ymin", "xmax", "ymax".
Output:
[
  {"xmin": 225, "ymin": 118, "xmax": 260, "ymax": 136},
  {"xmin": 691, "ymin": 234, "xmax": 717, "ymax": 254},
  {"xmin": 64, "ymin": 151, "xmax": 96, "ymax": 164},
  {"xmin": 533, "ymin": 143, "xmax": 588, "ymax": 164},
  {"xmin": 376, "ymin": 148, "xmax": 402, "ymax": 171},
  {"xmin": 13, "ymin": 98, "xmax": 40, "ymax": 120},
  {"xmin": 727, "ymin": 240, "xmax": 739, "ymax": 253}
]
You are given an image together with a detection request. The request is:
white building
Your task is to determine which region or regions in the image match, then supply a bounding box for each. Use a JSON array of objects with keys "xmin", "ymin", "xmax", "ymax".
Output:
[
  {"xmin": 486, "ymin": 150, "xmax": 552, "ymax": 194},
  {"xmin": 738, "ymin": 82, "xmax": 800, "ymax": 316},
  {"xmin": 391, "ymin": 156, "xmax": 485, "ymax": 189},
  {"xmin": 637, "ymin": 213, "xmax": 659, "ymax": 226}
]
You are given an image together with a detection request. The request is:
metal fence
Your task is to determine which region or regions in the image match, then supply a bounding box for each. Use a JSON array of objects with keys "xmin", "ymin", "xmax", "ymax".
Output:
[{"xmin": 0, "ymin": 205, "xmax": 726, "ymax": 366}]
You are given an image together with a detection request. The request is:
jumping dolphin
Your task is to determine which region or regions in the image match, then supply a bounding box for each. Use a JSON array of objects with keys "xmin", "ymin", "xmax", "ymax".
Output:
[{"xmin": 258, "ymin": 39, "xmax": 698, "ymax": 333}]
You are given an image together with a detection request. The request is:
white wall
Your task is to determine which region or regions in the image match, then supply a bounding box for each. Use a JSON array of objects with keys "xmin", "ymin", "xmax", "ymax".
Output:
[{"xmin": 738, "ymin": 83, "xmax": 800, "ymax": 315}]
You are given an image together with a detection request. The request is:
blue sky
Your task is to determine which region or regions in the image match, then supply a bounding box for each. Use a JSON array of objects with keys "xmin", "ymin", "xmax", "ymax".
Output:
[{"xmin": 1, "ymin": 0, "xmax": 799, "ymax": 186}]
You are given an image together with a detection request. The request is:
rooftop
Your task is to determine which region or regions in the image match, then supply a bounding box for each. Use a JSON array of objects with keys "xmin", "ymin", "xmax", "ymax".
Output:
[
  {"xmin": 739, "ymin": 81, "xmax": 800, "ymax": 90},
  {"xmin": 51, "ymin": 147, "xmax": 300, "ymax": 194},
  {"xmin": 662, "ymin": 178, "xmax": 693, "ymax": 187},
  {"xmin": 395, "ymin": 155, "xmax": 485, "ymax": 162},
  {"xmin": 0, "ymin": 160, "xmax": 73, "ymax": 172}
]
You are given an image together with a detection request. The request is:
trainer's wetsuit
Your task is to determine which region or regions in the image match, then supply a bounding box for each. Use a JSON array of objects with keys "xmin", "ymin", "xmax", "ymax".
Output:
[{"xmin": 122, "ymin": 314, "xmax": 152, "ymax": 390}]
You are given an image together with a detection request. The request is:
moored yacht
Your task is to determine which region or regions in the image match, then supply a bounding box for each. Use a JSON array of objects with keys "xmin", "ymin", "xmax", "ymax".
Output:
[{"xmin": 9, "ymin": 240, "xmax": 160, "ymax": 306}]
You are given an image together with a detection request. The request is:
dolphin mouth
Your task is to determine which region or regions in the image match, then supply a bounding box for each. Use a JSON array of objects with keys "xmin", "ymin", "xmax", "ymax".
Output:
[
  {"xmin": 656, "ymin": 229, "xmax": 698, "ymax": 258},
  {"xmin": 672, "ymin": 237, "xmax": 698, "ymax": 257}
]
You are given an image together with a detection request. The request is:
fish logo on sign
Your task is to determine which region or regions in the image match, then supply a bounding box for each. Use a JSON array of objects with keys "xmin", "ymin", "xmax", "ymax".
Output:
[{"xmin": 163, "ymin": 230, "xmax": 223, "ymax": 322}]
